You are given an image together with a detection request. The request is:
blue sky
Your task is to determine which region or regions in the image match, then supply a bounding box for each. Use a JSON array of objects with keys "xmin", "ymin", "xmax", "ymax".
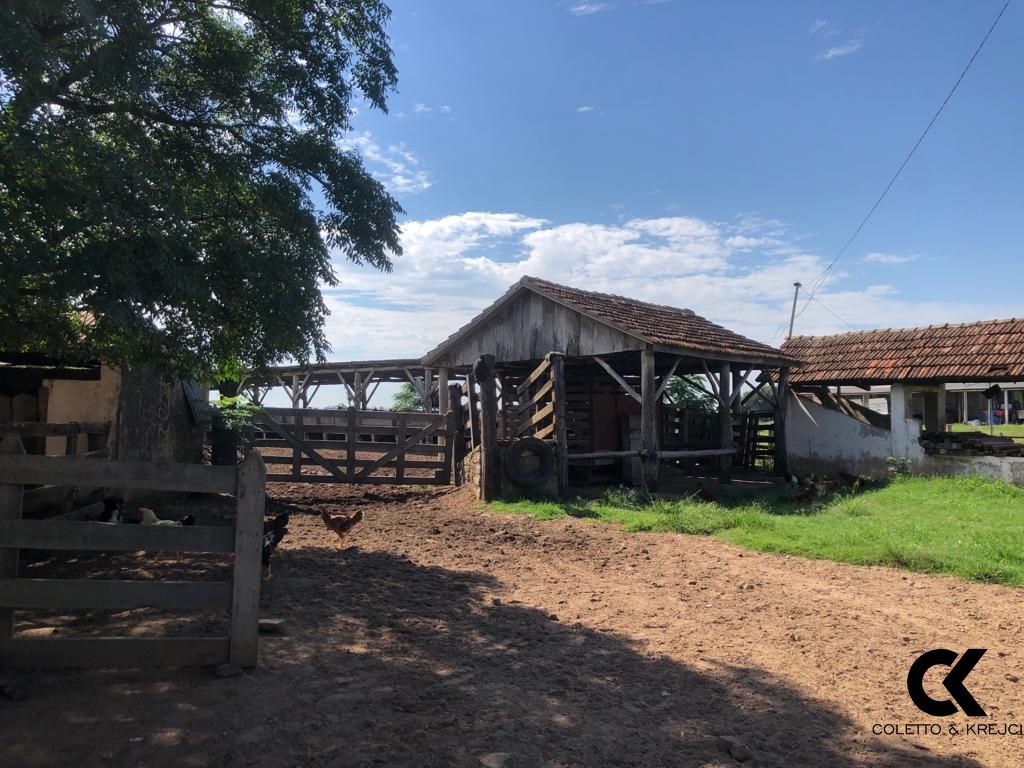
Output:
[{"xmin": 316, "ymin": 0, "xmax": 1020, "ymax": 377}]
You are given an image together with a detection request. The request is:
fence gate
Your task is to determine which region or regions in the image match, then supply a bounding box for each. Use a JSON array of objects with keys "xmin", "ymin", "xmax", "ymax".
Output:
[
  {"xmin": 255, "ymin": 407, "xmax": 459, "ymax": 486},
  {"xmin": 0, "ymin": 437, "xmax": 265, "ymax": 669}
]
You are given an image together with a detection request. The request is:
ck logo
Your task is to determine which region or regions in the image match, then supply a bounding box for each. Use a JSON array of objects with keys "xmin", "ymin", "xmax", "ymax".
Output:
[{"xmin": 907, "ymin": 648, "xmax": 987, "ymax": 717}]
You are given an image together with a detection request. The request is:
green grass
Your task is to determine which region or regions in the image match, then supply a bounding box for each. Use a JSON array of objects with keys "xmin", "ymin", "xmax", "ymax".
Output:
[
  {"xmin": 490, "ymin": 476, "xmax": 1024, "ymax": 586},
  {"xmin": 949, "ymin": 422, "xmax": 1024, "ymax": 441}
]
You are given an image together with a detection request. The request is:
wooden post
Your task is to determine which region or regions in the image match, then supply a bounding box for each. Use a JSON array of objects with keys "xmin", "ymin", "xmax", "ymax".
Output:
[
  {"xmin": 439, "ymin": 409, "xmax": 457, "ymax": 485},
  {"xmin": 291, "ymin": 409, "xmax": 303, "ymax": 480},
  {"xmin": 422, "ymin": 367, "xmax": 433, "ymax": 412},
  {"xmin": 468, "ymin": 374, "xmax": 481, "ymax": 448},
  {"xmin": 549, "ymin": 353, "xmax": 569, "ymax": 495},
  {"xmin": 0, "ymin": 434, "xmax": 25, "ymax": 640},
  {"xmin": 346, "ymin": 407, "xmax": 357, "ymax": 479},
  {"xmin": 475, "ymin": 355, "xmax": 499, "ymax": 501},
  {"xmin": 640, "ymin": 347, "xmax": 658, "ymax": 490},
  {"xmin": 395, "ymin": 413, "xmax": 407, "ymax": 483},
  {"xmin": 774, "ymin": 367, "xmax": 790, "ymax": 476},
  {"xmin": 230, "ymin": 451, "xmax": 265, "ymax": 668},
  {"xmin": 719, "ymin": 361, "xmax": 733, "ymax": 483},
  {"xmin": 353, "ymin": 371, "xmax": 363, "ymax": 410},
  {"xmin": 438, "ymin": 367, "xmax": 450, "ymax": 414},
  {"xmin": 449, "ymin": 384, "xmax": 465, "ymax": 486}
]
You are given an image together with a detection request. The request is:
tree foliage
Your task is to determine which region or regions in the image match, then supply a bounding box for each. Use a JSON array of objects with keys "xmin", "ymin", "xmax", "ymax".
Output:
[
  {"xmin": 664, "ymin": 375, "xmax": 717, "ymax": 412},
  {"xmin": 0, "ymin": 0, "xmax": 402, "ymax": 379},
  {"xmin": 390, "ymin": 382, "xmax": 423, "ymax": 412}
]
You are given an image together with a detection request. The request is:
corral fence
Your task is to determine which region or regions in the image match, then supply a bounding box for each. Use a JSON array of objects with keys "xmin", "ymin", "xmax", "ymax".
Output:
[
  {"xmin": 254, "ymin": 406, "xmax": 460, "ymax": 486},
  {"xmin": 0, "ymin": 421, "xmax": 111, "ymax": 515},
  {"xmin": 0, "ymin": 435, "xmax": 265, "ymax": 669}
]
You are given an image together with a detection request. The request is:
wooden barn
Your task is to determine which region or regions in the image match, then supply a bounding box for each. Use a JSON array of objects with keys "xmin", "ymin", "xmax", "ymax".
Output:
[{"xmin": 422, "ymin": 277, "xmax": 799, "ymax": 493}]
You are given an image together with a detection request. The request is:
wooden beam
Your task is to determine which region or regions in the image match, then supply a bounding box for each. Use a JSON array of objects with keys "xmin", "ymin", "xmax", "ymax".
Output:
[
  {"xmin": 549, "ymin": 353, "xmax": 569, "ymax": 494},
  {"xmin": 730, "ymin": 368, "xmax": 753, "ymax": 407},
  {"xmin": 0, "ymin": 434, "xmax": 25, "ymax": 640},
  {"xmin": 0, "ymin": 519, "xmax": 236, "ymax": 553},
  {"xmin": 516, "ymin": 358, "xmax": 552, "ymax": 396},
  {"xmin": 655, "ymin": 357, "xmax": 682, "ymax": 400},
  {"xmin": 515, "ymin": 402, "xmax": 554, "ymax": 435},
  {"xmin": 0, "ymin": 637, "xmax": 229, "ymax": 669},
  {"xmin": 640, "ymin": 348, "xmax": 658, "ymax": 490},
  {"xmin": 567, "ymin": 450, "xmax": 640, "ymax": 460},
  {"xmin": 476, "ymin": 355, "xmax": 500, "ymax": 501},
  {"xmin": 774, "ymin": 367, "xmax": 790, "ymax": 477},
  {"xmin": 0, "ymin": 454, "xmax": 237, "ymax": 494},
  {"xmin": 718, "ymin": 361, "xmax": 733, "ymax": 483},
  {"xmin": 658, "ymin": 448, "xmax": 737, "ymax": 459},
  {"xmin": 701, "ymin": 360, "xmax": 721, "ymax": 402},
  {"xmin": 593, "ymin": 357, "xmax": 641, "ymax": 403},
  {"xmin": 0, "ymin": 579, "xmax": 232, "ymax": 611},
  {"xmin": 231, "ymin": 451, "xmax": 265, "ymax": 668}
]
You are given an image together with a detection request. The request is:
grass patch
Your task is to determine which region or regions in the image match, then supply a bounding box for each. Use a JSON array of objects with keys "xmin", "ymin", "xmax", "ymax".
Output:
[
  {"xmin": 949, "ymin": 422, "xmax": 1024, "ymax": 442},
  {"xmin": 490, "ymin": 476, "xmax": 1024, "ymax": 586}
]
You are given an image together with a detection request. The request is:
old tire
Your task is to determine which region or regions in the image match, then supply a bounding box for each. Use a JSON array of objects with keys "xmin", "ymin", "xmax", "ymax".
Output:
[{"xmin": 505, "ymin": 437, "xmax": 555, "ymax": 487}]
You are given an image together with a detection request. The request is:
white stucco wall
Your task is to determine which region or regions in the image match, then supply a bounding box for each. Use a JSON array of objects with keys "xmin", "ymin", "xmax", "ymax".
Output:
[{"xmin": 787, "ymin": 390, "xmax": 1024, "ymax": 485}]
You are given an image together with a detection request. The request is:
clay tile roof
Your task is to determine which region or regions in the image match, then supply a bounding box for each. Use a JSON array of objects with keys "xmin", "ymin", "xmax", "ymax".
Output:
[
  {"xmin": 423, "ymin": 276, "xmax": 797, "ymax": 366},
  {"xmin": 781, "ymin": 318, "xmax": 1024, "ymax": 385}
]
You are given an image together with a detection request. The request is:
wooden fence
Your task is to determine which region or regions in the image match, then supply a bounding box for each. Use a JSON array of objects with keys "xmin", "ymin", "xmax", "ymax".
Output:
[
  {"xmin": 0, "ymin": 422, "xmax": 111, "ymax": 515},
  {"xmin": 0, "ymin": 435, "xmax": 265, "ymax": 669},
  {"xmin": 254, "ymin": 407, "xmax": 458, "ymax": 485}
]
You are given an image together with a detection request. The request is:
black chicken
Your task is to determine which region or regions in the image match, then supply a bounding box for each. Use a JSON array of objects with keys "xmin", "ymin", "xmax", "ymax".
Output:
[{"xmin": 262, "ymin": 512, "xmax": 290, "ymax": 576}]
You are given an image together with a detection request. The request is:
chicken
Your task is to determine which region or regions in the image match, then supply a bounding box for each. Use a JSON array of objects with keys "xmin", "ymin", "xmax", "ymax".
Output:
[
  {"xmin": 138, "ymin": 507, "xmax": 196, "ymax": 526},
  {"xmin": 98, "ymin": 496, "xmax": 126, "ymax": 523},
  {"xmin": 262, "ymin": 512, "xmax": 290, "ymax": 576},
  {"xmin": 321, "ymin": 509, "xmax": 364, "ymax": 545}
]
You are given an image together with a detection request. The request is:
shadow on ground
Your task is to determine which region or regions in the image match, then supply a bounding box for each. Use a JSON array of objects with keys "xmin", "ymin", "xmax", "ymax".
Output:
[{"xmin": 2, "ymin": 544, "xmax": 982, "ymax": 768}]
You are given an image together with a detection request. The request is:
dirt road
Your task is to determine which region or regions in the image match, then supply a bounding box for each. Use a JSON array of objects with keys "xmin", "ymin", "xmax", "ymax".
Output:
[{"xmin": 3, "ymin": 484, "xmax": 1021, "ymax": 767}]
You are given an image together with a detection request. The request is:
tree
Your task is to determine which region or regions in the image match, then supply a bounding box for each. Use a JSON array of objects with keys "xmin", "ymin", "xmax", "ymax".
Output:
[
  {"xmin": 390, "ymin": 382, "xmax": 423, "ymax": 412},
  {"xmin": 664, "ymin": 375, "xmax": 717, "ymax": 412},
  {"xmin": 0, "ymin": 0, "xmax": 402, "ymax": 379}
]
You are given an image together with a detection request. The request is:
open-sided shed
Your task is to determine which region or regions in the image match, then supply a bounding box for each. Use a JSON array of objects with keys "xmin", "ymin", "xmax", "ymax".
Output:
[{"xmin": 423, "ymin": 277, "xmax": 799, "ymax": 490}]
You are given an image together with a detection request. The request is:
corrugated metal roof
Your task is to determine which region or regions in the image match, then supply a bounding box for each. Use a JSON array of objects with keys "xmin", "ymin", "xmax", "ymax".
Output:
[{"xmin": 782, "ymin": 319, "xmax": 1024, "ymax": 384}]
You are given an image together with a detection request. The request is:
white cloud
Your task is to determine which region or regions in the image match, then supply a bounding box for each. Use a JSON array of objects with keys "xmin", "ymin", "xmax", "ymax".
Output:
[
  {"xmin": 413, "ymin": 103, "xmax": 432, "ymax": 113},
  {"xmin": 318, "ymin": 208, "xmax": 1020, "ymax": 363},
  {"xmin": 864, "ymin": 251, "xmax": 920, "ymax": 265},
  {"xmin": 808, "ymin": 18, "xmax": 836, "ymax": 37},
  {"xmin": 439, "ymin": 105, "xmax": 452, "ymax": 113},
  {"xmin": 339, "ymin": 130, "xmax": 432, "ymax": 195},
  {"xmin": 576, "ymin": 105, "xmax": 596, "ymax": 113},
  {"xmin": 817, "ymin": 38, "xmax": 864, "ymax": 60},
  {"xmin": 569, "ymin": 3, "xmax": 609, "ymax": 16}
]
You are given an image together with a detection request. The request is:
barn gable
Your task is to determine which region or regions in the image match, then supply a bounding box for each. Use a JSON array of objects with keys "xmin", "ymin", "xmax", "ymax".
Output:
[
  {"xmin": 425, "ymin": 283, "xmax": 644, "ymax": 367},
  {"xmin": 422, "ymin": 276, "xmax": 797, "ymax": 369}
]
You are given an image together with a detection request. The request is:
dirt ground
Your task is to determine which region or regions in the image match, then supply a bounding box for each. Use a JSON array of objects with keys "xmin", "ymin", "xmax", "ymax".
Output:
[{"xmin": 3, "ymin": 483, "xmax": 1023, "ymax": 767}]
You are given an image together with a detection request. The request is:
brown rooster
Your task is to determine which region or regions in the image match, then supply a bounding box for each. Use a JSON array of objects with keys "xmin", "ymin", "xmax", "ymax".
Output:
[{"xmin": 321, "ymin": 509, "xmax": 364, "ymax": 545}]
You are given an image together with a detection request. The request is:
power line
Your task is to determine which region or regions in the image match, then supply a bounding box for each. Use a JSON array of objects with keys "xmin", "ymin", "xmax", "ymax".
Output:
[
  {"xmin": 786, "ymin": 0, "xmax": 1011, "ymax": 334},
  {"xmin": 811, "ymin": 296, "xmax": 858, "ymax": 332}
]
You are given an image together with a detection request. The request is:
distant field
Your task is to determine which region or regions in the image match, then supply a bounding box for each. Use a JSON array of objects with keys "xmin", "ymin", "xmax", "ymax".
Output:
[
  {"xmin": 949, "ymin": 422, "xmax": 1024, "ymax": 442},
  {"xmin": 492, "ymin": 476, "xmax": 1024, "ymax": 586}
]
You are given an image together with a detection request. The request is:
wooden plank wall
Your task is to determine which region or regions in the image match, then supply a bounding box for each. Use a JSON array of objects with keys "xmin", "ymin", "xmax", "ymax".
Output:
[{"xmin": 441, "ymin": 290, "xmax": 643, "ymax": 367}]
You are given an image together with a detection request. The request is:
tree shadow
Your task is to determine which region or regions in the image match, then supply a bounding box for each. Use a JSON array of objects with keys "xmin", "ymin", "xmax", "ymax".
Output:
[{"xmin": 1, "ymin": 549, "xmax": 985, "ymax": 768}]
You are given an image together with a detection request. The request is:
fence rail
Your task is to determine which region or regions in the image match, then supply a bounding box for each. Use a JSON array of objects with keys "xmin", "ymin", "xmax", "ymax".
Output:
[
  {"xmin": 254, "ymin": 407, "xmax": 457, "ymax": 486},
  {"xmin": 0, "ymin": 435, "xmax": 266, "ymax": 670}
]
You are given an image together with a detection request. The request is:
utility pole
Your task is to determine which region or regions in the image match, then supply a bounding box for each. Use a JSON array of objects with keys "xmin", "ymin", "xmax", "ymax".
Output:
[{"xmin": 787, "ymin": 282, "xmax": 802, "ymax": 339}]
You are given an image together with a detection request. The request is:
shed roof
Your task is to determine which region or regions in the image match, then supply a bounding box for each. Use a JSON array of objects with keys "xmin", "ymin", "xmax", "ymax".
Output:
[
  {"xmin": 423, "ymin": 276, "xmax": 798, "ymax": 367},
  {"xmin": 781, "ymin": 318, "xmax": 1024, "ymax": 385}
]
